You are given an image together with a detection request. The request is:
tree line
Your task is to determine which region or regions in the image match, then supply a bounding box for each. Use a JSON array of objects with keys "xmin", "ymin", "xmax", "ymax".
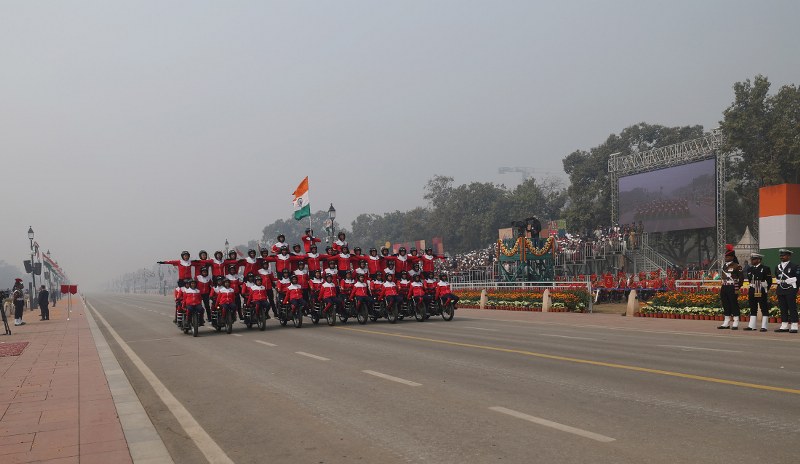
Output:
[{"xmin": 257, "ymin": 75, "xmax": 799, "ymax": 263}]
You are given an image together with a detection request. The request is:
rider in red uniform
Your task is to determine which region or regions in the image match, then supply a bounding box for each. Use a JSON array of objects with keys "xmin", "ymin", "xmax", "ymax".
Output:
[
  {"xmin": 366, "ymin": 248, "xmax": 382, "ymax": 278},
  {"xmin": 378, "ymin": 274, "xmax": 403, "ymax": 310},
  {"xmin": 159, "ymin": 251, "xmax": 194, "ymax": 281},
  {"xmin": 182, "ymin": 279, "xmax": 205, "ymax": 325},
  {"xmin": 246, "ymin": 276, "xmax": 272, "ymax": 320},
  {"xmin": 320, "ymin": 273, "xmax": 343, "ymax": 315},
  {"xmin": 302, "ymin": 228, "xmax": 322, "ymax": 253},
  {"xmin": 282, "ymin": 275, "xmax": 307, "ymax": 312},
  {"xmin": 332, "ymin": 232, "xmax": 348, "ymax": 254},
  {"xmin": 350, "ymin": 273, "xmax": 374, "ymax": 313},
  {"xmin": 435, "ymin": 274, "xmax": 459, "ymax": 308},
  {"xmin": 421, "ymin": 248, "xmax": 447, "ymax": 278},
  {"xmin": 196, "ymin": 267, "xmax": 214, "ymax": 321},
  {"xmin": 271, "ymin": 234, "xmax": 288, "ymax": 254}
]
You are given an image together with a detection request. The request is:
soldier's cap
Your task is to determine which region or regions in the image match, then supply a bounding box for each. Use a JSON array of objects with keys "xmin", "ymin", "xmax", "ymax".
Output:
[
  {"xmin": 779, "ymin": 249, "xmax": 793, "ymax": 255},
  {"xmin": 750, "ymin": 252, "xmax": 763, "ymax": 259}
]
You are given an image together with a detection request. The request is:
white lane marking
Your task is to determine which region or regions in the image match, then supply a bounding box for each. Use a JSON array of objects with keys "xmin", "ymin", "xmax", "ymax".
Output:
[
  {"xmin": 86, "ymin": 301, "xmax": 235, "ymax": 464},
  {"xmin": 490, "ymin": 406, "xmax": 615, "ymax": 443},
  {"xmin": 362, "ymin": 370, "xmax": 421, "ymax": 387},
  {"xmin": 127, "ymin": 337, "xmax": 173, "ymax": 344},
  {"xmin": 463, "ymin": 326, "xmax": 498, "ymax": 332},
  {"xmin": 538, "ymin": 334, "xmax": 598, "ymax": 341},
  {"xmin": 657, "ymin": 345, "xmax": 742, "ymax": 353},
  {"xmin": 232, "ymin": 334, "xmax": 243, "ymax": 337},
  {"xmin": 254, "ymin": 340, "xmax": 277, "ymax": 347},
  {"xmin": 295, "ymin": 351, "xmax": 330, "ymax": 361}
]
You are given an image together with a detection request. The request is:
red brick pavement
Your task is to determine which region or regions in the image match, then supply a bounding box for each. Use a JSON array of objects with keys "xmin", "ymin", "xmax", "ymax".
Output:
[{"xmin": 0, "ymin": 298, "xmax": 132, "ymax": 463}]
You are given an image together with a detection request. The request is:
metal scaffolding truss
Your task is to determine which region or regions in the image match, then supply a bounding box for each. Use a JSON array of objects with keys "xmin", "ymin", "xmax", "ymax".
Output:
[{"xmin": 608, "ymin": 131, "xmax": 726, "ymax": 267}]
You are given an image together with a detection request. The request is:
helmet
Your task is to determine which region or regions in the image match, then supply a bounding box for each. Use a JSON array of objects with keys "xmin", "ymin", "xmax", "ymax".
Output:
[
  {"xmin": 338, "ymin": 231, "xmax": 346, "ymax": 238},
  {"xmin": 186, "ymin": 278, "xmax": 195, "ymax": 284},
  {"xmin": 280, "ymin": 245, "xmax": 288, "ymax": 251},
  {"xmin": 290, "ymin": 275, "xmax": 298, "ymax": 281},
  {"xmin": 248, "ymin": 249, "xmax": 256, "ymax": 255},
  {"xmin": 223, "ymin": 279, "xmax": 231, "ymax": 285},
  {"xmin": 277, "ymin": 234, "xmax": 285, "ymax": 240},
  {"xmin": 440, "ymin": 273, "xmax": 448, "ymax": 280},
  {"xmin": 255, "ymin": 276, "xmax": 263, "ymax": 282},
  {"xmin": 401, "ymin": 270, "xmax": 408, "ymax": 275},
  {"xmin": 353, "ymin": 247, "xmax": 361, "ymax": 252},
  {"xmin": 310, "ymin": 245, "xmax": 318, "ymax": 252},
  {"xmin": 214, "ymin": 250, "xmax": 224, "ymax": 257},
  {"xmin": 305, "ymin": 228, "xmax": 312, "ymax": 234},
  {"xmin": 177, "ymin": 279, "xmax": 185, "ymax": 287},
  {"xmin": 181, "ymin": 250, "xmax": 190, "ymax": 257},
  {"xmin": 410, "ymin": 247, "xmax": 417, "ymax": 252},
  {"xmin": 398, "ymin": 247, "xmax": 406, "ymax": 253},
  {"xmin": 292, "ymin": 244, "xmax": 301, "ymax": 249},
  {"xmin": 246, "ymin": 272, "xmax": 255, "ymax": 277},
  {"xmin": 425, "ymin": 248, "xmax": 433, "ymax": 253},
  {"xmin": 260, "ymin": 249, "xmax": 269, "ymax": 255},
  {"xmin": 228, "ymin": 250, "xmax": 237, "ymax": 257},
  {"xmin": 200, "ymin": 267, "xmax": 209, "ymax": 273},
  {"xmin": 199, "ymin": 249, "xmax": 208, "ymax": 256},
  {"xmin": 369, "ymin": 247, "xmax": 377, "ymax": 253}
]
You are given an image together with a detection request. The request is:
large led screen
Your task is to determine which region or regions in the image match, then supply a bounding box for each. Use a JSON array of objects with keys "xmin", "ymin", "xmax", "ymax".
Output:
[{"xmin": 618, "ymin": 159, "xmax": 715, "ymax": 233}]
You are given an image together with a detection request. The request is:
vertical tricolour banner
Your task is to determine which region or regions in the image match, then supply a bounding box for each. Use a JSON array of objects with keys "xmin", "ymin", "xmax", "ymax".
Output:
[
  {"xmin": 293, "ymin": 176, "xmax": 311, "ymax": 221},
  {"xmin": 759, "ymin": 183, "xmax": 800, "ymax": 267}
]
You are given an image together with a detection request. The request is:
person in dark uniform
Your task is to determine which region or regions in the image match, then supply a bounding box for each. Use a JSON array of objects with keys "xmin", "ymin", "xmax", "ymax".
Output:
[
  {"xmin": 774, "ymin": 249, "xmax": 798, "ymax": 333},
  {"xmin": 12, "ymin": 279, "xmax": 25, "ymax": 326},
  {"xmin": 744, "ymin": 253, "xmax": 772, "ymax": 332},
  {"xmin": 718, "ymin": 249, "xmax": 743, "ymax": 330},
  {"xmin": 37, "ymin": 285, "xmax": 50, "ymax": 321}
]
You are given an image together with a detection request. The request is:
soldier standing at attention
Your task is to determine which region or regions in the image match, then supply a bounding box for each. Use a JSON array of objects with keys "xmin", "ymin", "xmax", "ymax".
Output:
[
  {"xmin": 744, "ymin": 253, "xmax": 772, "ymax": 332},
  {"xmin": 717, "ymin": 248, "xmax": 744, "ymax": 330},
  {"xmin": 774, "ymin": 249, "xmax": 799, "ymax": 333}
]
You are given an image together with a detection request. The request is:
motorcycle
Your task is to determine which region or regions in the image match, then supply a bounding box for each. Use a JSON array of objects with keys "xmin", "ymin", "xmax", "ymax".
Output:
[
  {"xmin": 308, "ymin": 295, "xmax": 337, "ymax": 326},
  {"xmin": 242, "ymin": 302, "xmax": 268, "ymax": 331},
  {"xmin": 210, "ymin": 304, "xmax": 234, "ymax": 334},
  {"xmin": 176, "ymin": 306, "xmax": 200, "ymax": 337},
  {"xmin": 276, "ymin": 294, "xmax": 303, "ymax": 328}
]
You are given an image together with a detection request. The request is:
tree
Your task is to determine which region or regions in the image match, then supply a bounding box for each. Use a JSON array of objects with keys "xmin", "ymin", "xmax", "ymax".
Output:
[
  {"xmin": 721, "ymin": 75, "xmax": 800, "ymax": 238},
  {"xmin": 562, "ymin": 123, "xmax": 705, "ymax": 233}
]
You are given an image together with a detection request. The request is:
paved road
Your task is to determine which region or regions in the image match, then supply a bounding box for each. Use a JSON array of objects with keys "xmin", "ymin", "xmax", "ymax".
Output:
[{"xmin": 86, "ymin": 293, "xmax": 800, "ymax": 464}]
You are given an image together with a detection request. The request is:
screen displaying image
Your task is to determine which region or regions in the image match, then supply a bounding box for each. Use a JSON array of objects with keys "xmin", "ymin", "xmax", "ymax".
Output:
[{"xmin": 618, "ymin": 159, "xmax": 715, "ymax": 233}]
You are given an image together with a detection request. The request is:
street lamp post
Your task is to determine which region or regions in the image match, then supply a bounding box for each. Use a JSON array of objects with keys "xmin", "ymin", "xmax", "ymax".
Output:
[
  {"xmin": 327, "ymin": 203, "xmax": 336, "ymax": 244},
  {"xmin": 27, "ymin": 227, "xmax": 37, "ymax": 310}
]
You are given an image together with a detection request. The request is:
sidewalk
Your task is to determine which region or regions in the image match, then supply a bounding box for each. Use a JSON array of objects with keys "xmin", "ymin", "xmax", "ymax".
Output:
[{"xmin": 0, "ymin": 298, "xmax": 132, "ymax": 463}]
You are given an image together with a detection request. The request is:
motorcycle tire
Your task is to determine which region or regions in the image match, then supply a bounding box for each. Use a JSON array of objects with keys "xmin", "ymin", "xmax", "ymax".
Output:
[
  {"xmin": 292, "ymin": 308, "xmax": 303, "ymax": 328},
  {"xmin": 258, "ymin": 309, "xmax": 267, "ymax": 331},
  {"xmin": 226, "ymin": 311, "xmax": 233, "ymax": 334},
  {"xmin": 311, "ymin": 311, "xmax": 320, "ymax": 325},
  {"xmin": 191, "ymin": 313, "xmax": 199, "ymax": 337},
  {"xmin": 326, "ymin": 307, "xmax": 336, "ymax": 326},
  {"xmin": 388, "ymin": 304, "xmax": 398, "ymax": 324},
  {"xmin": 442, "ymin": 302, "xmax": 454, "ymax": 321},
  {"xmin": 414, "ymin": 302, "xmax": 425, "ymax": 322},
  {"xmin": 357, "ymin": 305, "xmax": 368, "ymax": 325}
]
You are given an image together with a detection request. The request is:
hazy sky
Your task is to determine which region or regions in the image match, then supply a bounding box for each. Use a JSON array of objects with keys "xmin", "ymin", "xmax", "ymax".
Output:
[{"xmin": 1, "ymin": 0, "xmax": 798, "ymax": 288}]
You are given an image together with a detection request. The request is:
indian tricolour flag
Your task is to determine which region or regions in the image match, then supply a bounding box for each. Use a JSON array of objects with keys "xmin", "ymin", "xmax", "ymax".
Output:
[{"xmin": 292, "ymin": 176, "xmax": 311, "ymax": 220}]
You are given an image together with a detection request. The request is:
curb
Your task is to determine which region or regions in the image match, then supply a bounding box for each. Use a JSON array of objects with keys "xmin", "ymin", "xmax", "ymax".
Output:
[{"xmin": 82, "ymin": 297, "xmax": 175, "ymax": 464}]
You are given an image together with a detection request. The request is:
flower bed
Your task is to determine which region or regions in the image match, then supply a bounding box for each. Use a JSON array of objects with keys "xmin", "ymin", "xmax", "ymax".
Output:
[
  {"xmin": 454, "ymin": 288, "xmax": 589, "ymax": 312},
  {"xmin": 634, "ymin": 290, "xmax": 800, "ymax": 322}
]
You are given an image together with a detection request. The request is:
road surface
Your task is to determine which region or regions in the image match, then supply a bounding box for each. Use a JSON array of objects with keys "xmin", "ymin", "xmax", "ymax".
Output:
[{"xmin": 85, "ymin": 293, "xmax": 800, "ymax": 464}]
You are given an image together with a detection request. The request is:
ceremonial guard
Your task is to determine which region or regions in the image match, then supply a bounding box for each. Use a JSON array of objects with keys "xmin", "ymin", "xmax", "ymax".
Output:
[
  {"xmin": 774, "ymin": 249, "xmax": 798, "ymax": 333},
  {"xmin": 717, "ymin": 248, "xmax": 743, "ymax": 330},
  {"xmin": 744, "ymin": 252, "xmax": 772, "ymax": 332}
]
